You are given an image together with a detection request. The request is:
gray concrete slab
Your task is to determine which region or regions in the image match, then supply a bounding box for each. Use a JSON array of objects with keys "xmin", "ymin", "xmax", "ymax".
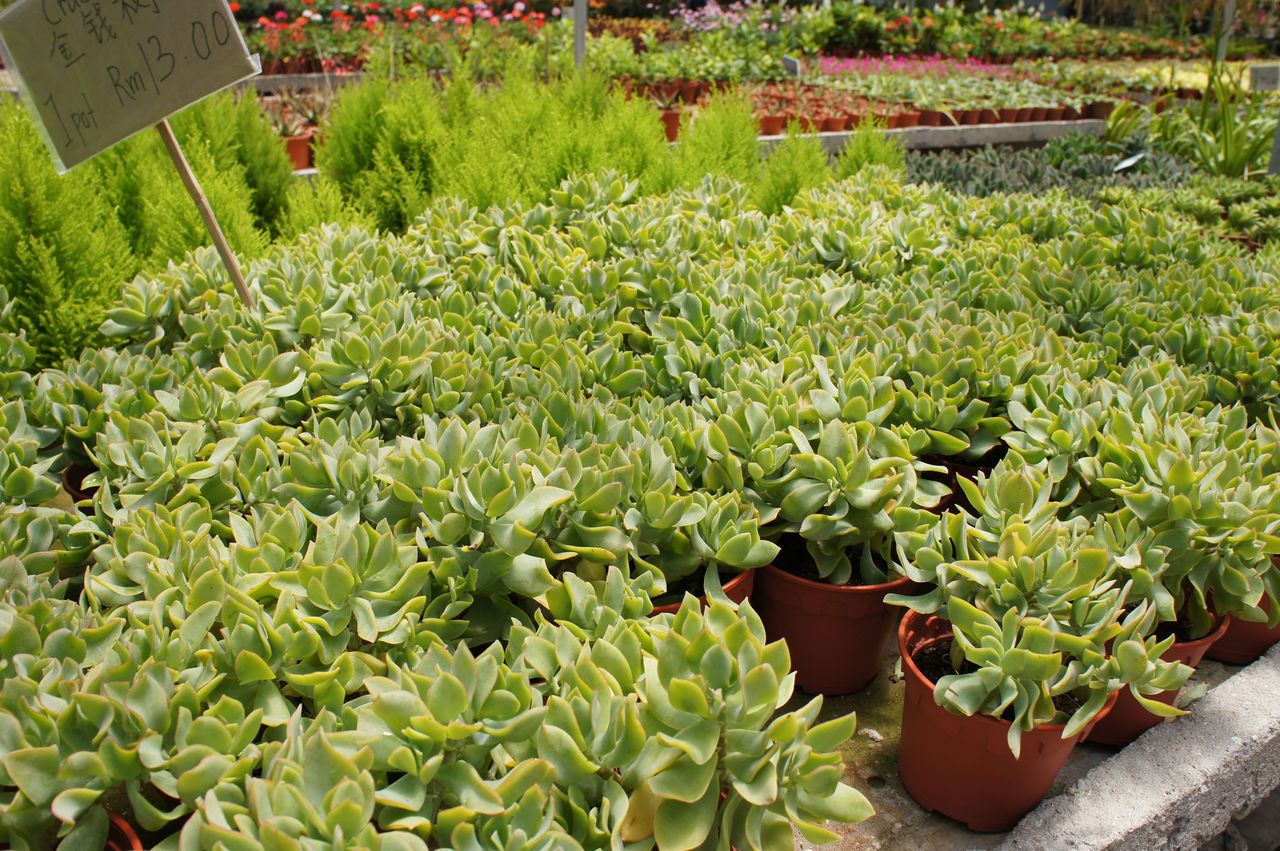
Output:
[
  {"xmin": 1002, "ymin": 645, "xmax": 1280, "ymax": 851},
  {"xmin": 238, "ymin": 72, "xmax": 367, "ymax": 94},
  {"xmin": 789, "ymin": 638, "xmax": 1249, "ymax": 850},
  {"xmin": 760, "ymin": 120, "xmax": 1107, "ymax": 158}
]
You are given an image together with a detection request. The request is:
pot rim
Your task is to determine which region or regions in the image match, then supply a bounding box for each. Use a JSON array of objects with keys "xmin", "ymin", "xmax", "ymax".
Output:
[
  {"xmin": 1171, "ymin": 611, "xmax": 1233, "ymax": 653},
  {"xmin": 650, "ymin": 567, "xmax": 756, "ymax": 615},
  {"xmin": 898, "ymin": 610, "xmax": 1118, "ymax": 736},
  {"xmin": 761, "ymin": 561, "xmax": 912, "ymax": 595}
]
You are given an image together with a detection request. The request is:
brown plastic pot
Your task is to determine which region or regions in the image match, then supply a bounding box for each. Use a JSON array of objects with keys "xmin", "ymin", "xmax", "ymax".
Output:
[
  {"xmin": 1062, "ymin": 106, "xmax": 1081, "ymax": 121},
  {"xmin": 959, "ymin": 109, "xmax": 980, "ymax": 125},
  {"xmin": 106, "ymin": 811, "xmax": 143, "ymax": 851},
  {"xmin": 755, "ymin": 564, "xmax": 913, "ymax": 695},
  {"xmin": 1086, "ymin": 614, "xmax": 1231, "ymax": 746},
  {"xmin": 897, "ymin": 110, "xmax": 921, "ymax": 128},
  {"xmin": 1045, "ymin": 107, "xmax": 1065, "ymax": 121},
  {"xmin": 897, "ymin": 611, "xmax": 1118, "ymax": 832},
  {"xmin": 61, "ymin": 462, "xmax": 97, "ymax": 503},
  {"xmin": 1030, "ymin": 107, "xmax": 1048, "ymax": 122},
  {"xmin": 660, "ymin": 109, "xmax": 681, "ymax": 142},
  {"xmin": 650, "ymin": 569, "xmax": 755, "ymax": 616},
  {"xmin": 917, "ymin": 109, "xmax": 943, "ymax": 127},
  {"xmin": 1016, "ymin": 107, "xmax": 1034, "ymax": 122},
  {"xmin": 284, "ymin": 132, "xmax": 314, "ymax": 171},
  {"xmin": 1210, "ymin": 585, "xmax": 1280, "ymax": 664},
  {"xmin": 758, "ymin": 114, "xmax": 785, "ymax": 136},
  {"xmin": 997, "ymin": 107, "xmax": 1019, "ymax": 123},
  {"xmin": 1084, "ymin": 100, "xmax": 1115, "ymax": 120}
]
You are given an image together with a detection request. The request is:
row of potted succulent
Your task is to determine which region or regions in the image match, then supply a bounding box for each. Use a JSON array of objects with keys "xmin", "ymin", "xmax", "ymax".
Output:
[{"xmin": 6, "ymin": 164, "xmax": 1280, "ymax": 845}]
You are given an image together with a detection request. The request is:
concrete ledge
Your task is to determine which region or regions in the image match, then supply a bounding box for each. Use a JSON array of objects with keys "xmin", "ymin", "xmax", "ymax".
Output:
[
  {"xmin": 1003, "ymin": 644, "xmax": 1280, "ymax": 851},
  {"xmin": 237, "ymin": 72, "xmax": 367, "ymax": 94},
  {"xmin": 759, "ymin": 119, "xmax": 1106, "ymax": 157}
]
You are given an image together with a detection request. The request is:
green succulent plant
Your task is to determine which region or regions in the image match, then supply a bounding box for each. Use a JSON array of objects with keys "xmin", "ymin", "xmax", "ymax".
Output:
[{"xmin": 891, "ymin": 457, "xmax": 1191, "ymax": 755}]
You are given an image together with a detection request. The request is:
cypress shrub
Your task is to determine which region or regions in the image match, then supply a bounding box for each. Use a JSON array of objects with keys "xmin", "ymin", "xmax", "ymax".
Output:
[{"xmin": 0, "ymin": 105, "xmax": 135, "ymax": 365}]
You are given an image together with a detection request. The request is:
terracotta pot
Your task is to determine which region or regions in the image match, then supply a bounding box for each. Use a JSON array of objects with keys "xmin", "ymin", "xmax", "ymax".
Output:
[
  {"xmin": 997, "ymin": 107, "xmax": 1019, "ymax": 124},
  {"xmin": 1030, "ymin": 107, "xmax": 1048, "ymax": 122},
  {"xmin": 106, "ymin": 811, "xmax": 143, "ymax": 851},
  {"xmin": 284, "ymin": 132, "xmax": 314, "ymax": 171},
  {"xmin": 650, "ymin": 569, "xmax": 755, "ymax": 616},
  {"xmin": 1210, "ymin": 584, "xmax": 1280, "ymax": 664},
  {"xmin": 679, "ymin": 79, "xmax": 700, "ymax": 104},
  {"xmin": 1086, "ymin": 614, "xmax": 1231, "ymax": 746},
  {"xmin": 660, "ymin": 108, "xmax": 681, "ymax": 142},
  {"xmin": 1084, "ymin": 100, "xmax": 1115, "ymax": 120},
  {"xmin": 822, "ymin": 115, "xmax": 849, "ymax": 132},
  {"xmin": 756, "ymin": 563, "xmax": 913, "ymax": 695},
  {"xmin": 898, "ymin": 611, "xmax": 1119, "ymax": 832},
  {"xmin": 61, "ymin": 462, "xmax": 97, "ymax": 503},
  {"xmin": 897, "ymin": 111, "xmax": 921, "ymax": 128},
  {"xmin": 977, "ymin": 108, "xmax": 999, "ymax": 124},
  {"xmin": 758, "ymin": 113, "xmax": 785, "ymax": 136},
  {"xmin": 1016, "ymin": 107, "xmax": 1034, "ymax": 122},
  {"xmin": 656, "ymin": 80, "xmax": 681, "ymax": 103},
  {"xmin": 1046, "ymin": 107, "xmax": 1066, "ymax": 121},
  {"xmin": 917, "ymin": 109, "xmax": 943, "ymax": 127}
]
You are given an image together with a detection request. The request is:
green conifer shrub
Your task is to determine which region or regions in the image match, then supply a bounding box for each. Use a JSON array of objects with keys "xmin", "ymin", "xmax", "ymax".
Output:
[
  {"xmin": 752, "ymin": 132, "xmax": 831, "ymax": 215},
  {"xmin": 0, "ymin": 105, "xmax": 135, "ymax": 366}
]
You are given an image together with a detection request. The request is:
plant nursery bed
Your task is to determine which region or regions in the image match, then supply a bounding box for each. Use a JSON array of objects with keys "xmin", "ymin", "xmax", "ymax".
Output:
[{"xmin": 793, "ymin": 637, "xmax": 1246, "ymax": 849}]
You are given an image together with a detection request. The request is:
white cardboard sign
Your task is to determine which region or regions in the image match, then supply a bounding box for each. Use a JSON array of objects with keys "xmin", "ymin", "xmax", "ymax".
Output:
[{"xmin": 0, "ymin": 0, "xmax": 258, "ymax": 172}]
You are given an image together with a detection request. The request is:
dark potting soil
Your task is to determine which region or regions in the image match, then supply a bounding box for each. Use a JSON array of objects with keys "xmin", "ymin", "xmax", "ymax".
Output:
[
  {"xmin": 772, "ymin": 535, "xmax": 889, "ymax": 587},
  {"xmin": 1159, "ymin": 612, "xmax": 1208, "ymax": 644},
  {"xmin": 913, "ymin": 637, "xmax": 1085, "ymax": 721},
  {"xmin": 650, "ymin": 569, "xmax": 716, "ymax": 608}
]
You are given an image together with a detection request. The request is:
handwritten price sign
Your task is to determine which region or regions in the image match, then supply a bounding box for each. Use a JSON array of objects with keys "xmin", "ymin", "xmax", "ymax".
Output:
[{"xmin": 0, "ymin": 0, "xmax": 257, "ymax": 171}]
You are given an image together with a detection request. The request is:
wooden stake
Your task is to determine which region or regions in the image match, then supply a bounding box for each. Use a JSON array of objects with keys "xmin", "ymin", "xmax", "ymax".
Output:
[
  {"xmin": 573, "ymin": 0, "xmax": 586, "ymax": 70},
  {"xmin": 155, "ymin": 119, "xmax": 257, "ymax": 311}
]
